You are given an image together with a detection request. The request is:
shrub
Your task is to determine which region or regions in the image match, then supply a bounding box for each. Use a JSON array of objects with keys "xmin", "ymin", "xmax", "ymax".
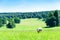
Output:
[
  {"xmin": 6, "ymin": 22, "xmax": 15, "ymax": 28},
  {"xmin": 14, "ymin": 17, "xmax": 20, "ymax": 23},
  {"xmin": 6, "ymin": 17, "xmax": 15, "ymax": 28}
]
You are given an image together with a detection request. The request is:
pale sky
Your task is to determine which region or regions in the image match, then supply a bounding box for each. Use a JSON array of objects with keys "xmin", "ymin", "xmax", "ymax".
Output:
[{"xmin": 0, "ymin": 0, "xmax": 60, "ymax": 12}]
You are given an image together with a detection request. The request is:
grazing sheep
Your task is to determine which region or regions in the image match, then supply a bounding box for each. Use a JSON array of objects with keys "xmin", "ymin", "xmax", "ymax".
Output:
[{"xmin": 37, "ymin": 27, "xmax": 42, "ymax": 33}]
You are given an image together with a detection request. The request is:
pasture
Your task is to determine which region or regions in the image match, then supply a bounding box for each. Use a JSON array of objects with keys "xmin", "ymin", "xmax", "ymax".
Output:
[{"xmin": 0, "ymin": 18, "xmax": 60, "ymax": 40}]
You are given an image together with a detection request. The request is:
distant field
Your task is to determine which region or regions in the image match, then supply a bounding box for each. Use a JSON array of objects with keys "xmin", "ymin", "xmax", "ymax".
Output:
[{"xmin": 0, "ymin": 18, "xmax": 60, "ymax": 40}]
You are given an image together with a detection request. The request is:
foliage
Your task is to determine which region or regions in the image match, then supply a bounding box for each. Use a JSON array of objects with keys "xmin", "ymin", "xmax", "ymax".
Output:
[
  {"xmin": 54, "ymin": 10, "xmax": 59, "ymax": 26},
  {"xmin": 14, "ymin": 17, "xmax": 20, "ymax": 23},
  {"xmin": 6, "ymin": 17, "xmax": 15, "ymax": 28},
  {"xmin": 45, "ymin": 11, "xmax": 56, "ymax": 27},
  {"xmin": 0, "ymin": 16, "xmax": 7, "ymax": 27},
  {"xmin": 0, "ymin": 18, "xmax": 4, "ymax": 27},
  {"xmin": 2, "ymin": 16, "xmax": 7, "ymax": 24},
  {"xmin": 7, "ymin": 17, "xmax": 14, "ymax": 22},
  {"xmin": 6, "ymin": 21, "xmax": 15, "ymax": 28}
]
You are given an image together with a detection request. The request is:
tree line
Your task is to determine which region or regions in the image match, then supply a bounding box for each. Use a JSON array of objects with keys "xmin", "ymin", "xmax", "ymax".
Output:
[
  {"xmin": 0, "ymin": 11, "xmax": 49, "ymax": 19},
  {"xmin": 0, "ymin": 10, "xmax": 59, "ymax": 28}
]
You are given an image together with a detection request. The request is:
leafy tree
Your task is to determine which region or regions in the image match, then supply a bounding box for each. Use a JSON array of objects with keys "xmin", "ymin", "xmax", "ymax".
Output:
[
  {"xmin": 42, "ymin": 14, "xmax": 46, "ymax": 18},
  {"xmin": 6, "ymin": 19, "xmax": 15, "ymax": 28},
  {"xmin": 2, "ymin": 16, "xmax": 7, "ymax": 24},
  {"xmin": 6, "ymin": 17, "xmax": 15, "ymax": 28},
  {"xmin": 54, "ymin": 10, "xmax": 59, "ymax": 26},
  {"xmin": 45, "ymin": 11, "xmax": 56, "ymax": 27},
  {"xmin": 14, "ymin": 17, "xmax": 20, "ymax": 23},
  {"xmin": 7, "ymin": 17, "xmax": 14, "ymax": 22},
  {"xmin": 0, "ymin": 18, "xmax": 3, "ymax": 27},
  {"xmin": 6, "ymin": 22, "xmax": 15, "ymax": 28}
]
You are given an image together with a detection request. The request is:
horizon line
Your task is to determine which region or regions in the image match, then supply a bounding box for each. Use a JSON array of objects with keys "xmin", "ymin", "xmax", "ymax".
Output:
[{"xmin": 0, "ymin": 9, "xmax": 59, "ymax": 13}]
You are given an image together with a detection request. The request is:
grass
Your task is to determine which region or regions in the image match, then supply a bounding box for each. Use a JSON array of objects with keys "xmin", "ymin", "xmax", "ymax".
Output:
[{"xmin": 0, "ymin": 18, "xmax": 60, "ymax": 40}]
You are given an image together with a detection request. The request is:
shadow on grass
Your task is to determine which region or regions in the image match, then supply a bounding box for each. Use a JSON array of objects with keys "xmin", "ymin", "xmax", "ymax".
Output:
[
  {"xmin": 44, "ymin": 26, "xmax": 54, "ymax": 28},
  {"xmin": 44, "ymin": 25, "xmax": 60, "ymax": 29}
]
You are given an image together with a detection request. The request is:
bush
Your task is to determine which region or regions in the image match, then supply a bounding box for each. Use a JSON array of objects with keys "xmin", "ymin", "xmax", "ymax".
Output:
[
  {"xmin": 14, "ymin": 17, "xmax": 20, "ymax": 23},
  {"xmin": 6, "ymin": 17, "xmax": 15, "ymax": 28},
  {"xmin": 6, "ymin": 22, "xmax": 15, "ymax": 28}
]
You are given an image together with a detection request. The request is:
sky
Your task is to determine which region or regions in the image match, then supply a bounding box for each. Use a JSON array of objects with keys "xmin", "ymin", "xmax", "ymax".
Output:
[{"xmin": 0, "ymin": 0, "xmax": 60, "ymax": 12}]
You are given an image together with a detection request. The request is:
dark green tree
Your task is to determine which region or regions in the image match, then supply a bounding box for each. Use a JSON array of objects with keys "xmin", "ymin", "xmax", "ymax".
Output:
[
  {"xmin": 45, "ymin": 11, "xmax": 56, "ymax": 27},
  {"xmin": 54, "ymin": 10, "xmax": 59, "ymax": 26},
  {"xmin": 6, "ymin": 18, "xmax": 15, "ymax": 28},
  {"xmin": 6, "ymin": 22, "xmax": 15, "ymax": 28},
  {"xmin": 14, "ymin": 17, "xmax": 20, "ymax": 23},
  {"xmin": 2, "ymin": 16, "xmax": 7, "ymax": 24},
  {"xmin": 0, "ymin": 18, "xmax": 3, "ymax": 27}
]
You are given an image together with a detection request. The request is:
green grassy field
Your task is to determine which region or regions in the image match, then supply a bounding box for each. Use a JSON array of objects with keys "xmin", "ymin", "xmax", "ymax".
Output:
[{"xmin": 0, "ymin": 18, "xmax": 60, "ymax": 40}]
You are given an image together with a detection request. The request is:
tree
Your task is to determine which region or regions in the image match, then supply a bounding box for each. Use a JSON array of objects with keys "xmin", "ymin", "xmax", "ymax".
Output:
[
  {"xmin": 2, "ymin": 16, "xmax": 7, "ymax": 24},
  {"xmin": 54, "ymin": 10, "xmax": 59, "ymax": 26},
  {"xmin": 45, "ymin": 11, "xmax": 56, "ymax": 27},
  {"xmin": 0, "ymin": 18, "xmax": 3, "ymax": 27},
  {"xmin": 6, "ymin": 17, "xmax": 15, "ymax": 28},
  {"xmin": 14, "ymin": 17, "xmax": 20, "ymax": 23},
  {"xmin": 6, "ymin": 18, "xmax": 15, "ymax": 28},
  {"xmin": 6, "ymin": 22, "xmax": 15, "ymax": 28}
]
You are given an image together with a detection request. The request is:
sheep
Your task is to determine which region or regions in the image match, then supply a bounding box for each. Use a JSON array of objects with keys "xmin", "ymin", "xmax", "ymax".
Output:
[{"xmin": 37, "ymin": 27, "xmax": 42, "ymax": 33}]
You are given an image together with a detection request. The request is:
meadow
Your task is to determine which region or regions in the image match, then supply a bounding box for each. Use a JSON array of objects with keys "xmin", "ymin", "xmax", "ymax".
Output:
[{"xmin": 0, "ymin": 18, "xmax": 60, "ymax": 40}]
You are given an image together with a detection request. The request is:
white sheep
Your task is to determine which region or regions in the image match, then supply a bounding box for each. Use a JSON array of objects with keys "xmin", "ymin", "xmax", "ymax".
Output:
[{"xmin": 37, "ymin": 27, "xmax": 42, "ymax": 33}]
